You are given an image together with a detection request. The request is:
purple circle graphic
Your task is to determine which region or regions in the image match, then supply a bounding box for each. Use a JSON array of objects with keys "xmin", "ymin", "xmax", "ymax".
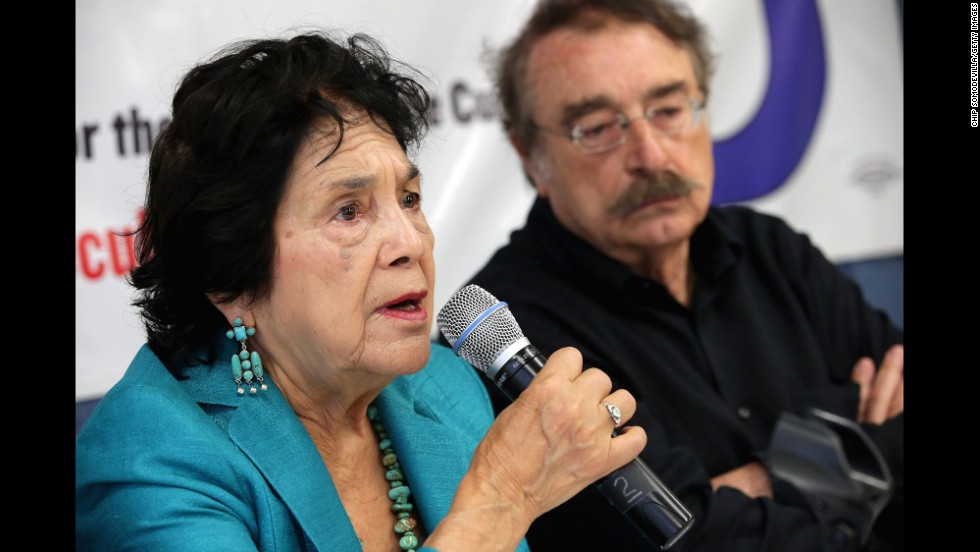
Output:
[{"xmin": 711, "ymin": 0, "xmax": 826, "ymax": 204}]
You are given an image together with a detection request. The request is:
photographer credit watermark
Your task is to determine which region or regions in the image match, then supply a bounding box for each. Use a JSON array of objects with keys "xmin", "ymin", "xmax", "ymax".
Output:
[{"xmin": 972, "ymin": 3, "xmax": 978, "ymax": 126}]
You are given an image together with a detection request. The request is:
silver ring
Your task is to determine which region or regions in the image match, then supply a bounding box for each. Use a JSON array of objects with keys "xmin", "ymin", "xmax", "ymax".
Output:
[{"xmin": 602, "ymin": 402, "xmax": 622, "ymax": 428}]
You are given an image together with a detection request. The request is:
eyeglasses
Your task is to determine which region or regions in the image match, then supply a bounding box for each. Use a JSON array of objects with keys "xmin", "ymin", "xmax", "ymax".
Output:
[{"xmin": 532, "ymin": 98, "xmax": 706, "ymax": 155}]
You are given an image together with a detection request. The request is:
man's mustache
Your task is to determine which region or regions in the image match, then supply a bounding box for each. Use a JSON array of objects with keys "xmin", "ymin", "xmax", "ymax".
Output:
[{"xmin": 606, "ymin": 170, "xmax": 700, "ymax": 217}]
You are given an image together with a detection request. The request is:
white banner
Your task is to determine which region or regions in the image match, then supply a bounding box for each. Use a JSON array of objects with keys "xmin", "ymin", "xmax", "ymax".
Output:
[{"xmin": 76, "ymin": 0, "xmax": 903, "ymax": 401}]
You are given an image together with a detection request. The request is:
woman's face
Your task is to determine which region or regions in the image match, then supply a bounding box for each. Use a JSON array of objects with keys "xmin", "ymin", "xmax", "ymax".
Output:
[{"xmin": 247, "ymin": 115, "xmax": 436, "ymax": 388}]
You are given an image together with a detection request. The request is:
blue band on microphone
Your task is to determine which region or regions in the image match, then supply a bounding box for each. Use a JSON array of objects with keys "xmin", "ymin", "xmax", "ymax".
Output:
[{"xmin": 452, "ymin": 301, "xmax": 508, "ymax": 354}]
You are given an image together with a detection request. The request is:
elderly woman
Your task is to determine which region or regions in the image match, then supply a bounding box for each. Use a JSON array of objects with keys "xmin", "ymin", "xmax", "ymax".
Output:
[{"xmin": 75, "ymin": 31, "xmax": 645, "ymax": 551}]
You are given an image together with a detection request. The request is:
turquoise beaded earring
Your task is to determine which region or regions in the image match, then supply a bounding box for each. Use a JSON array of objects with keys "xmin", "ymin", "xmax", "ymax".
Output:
[{"xmin": 226, "ymin": 317, "xmax": 267, "ymax": 395}]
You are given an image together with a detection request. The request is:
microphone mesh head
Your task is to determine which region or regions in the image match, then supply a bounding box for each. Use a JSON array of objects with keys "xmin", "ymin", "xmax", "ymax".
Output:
[{"xmin": 437, "ymin": 285, "xmax": 525, "ymax": 373}]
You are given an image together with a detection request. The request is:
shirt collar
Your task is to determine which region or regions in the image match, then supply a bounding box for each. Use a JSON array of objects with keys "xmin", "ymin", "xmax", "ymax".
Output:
[{"xmin": 528, "ymin": 196, "xmax": 743, "ymax": 301}]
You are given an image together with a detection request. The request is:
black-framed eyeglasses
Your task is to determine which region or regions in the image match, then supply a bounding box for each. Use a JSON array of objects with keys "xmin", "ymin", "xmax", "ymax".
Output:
[{"xmin": 532, "ymin": 98, "xmax": 706, "ymax": 155}]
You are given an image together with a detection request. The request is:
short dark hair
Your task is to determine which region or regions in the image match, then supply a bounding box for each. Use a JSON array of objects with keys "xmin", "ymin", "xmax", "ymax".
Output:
[
  {"xmin": 494, "ymin": 0, "xmax": 714, "ymax": 154},
  {"xmin": 129, "ymin": 31, "xmax": 431, "ymax": 368}
]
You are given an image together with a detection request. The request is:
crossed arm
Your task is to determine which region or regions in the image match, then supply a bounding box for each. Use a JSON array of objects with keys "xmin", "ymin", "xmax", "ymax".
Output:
[{"xmin": 710, "ymin": 344, "xmax": 905, "ymax": 497}]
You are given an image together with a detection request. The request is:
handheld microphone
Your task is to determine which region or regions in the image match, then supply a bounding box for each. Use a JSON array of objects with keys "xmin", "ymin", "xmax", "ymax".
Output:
[{"xmin": 438, "ymin": 284, "xmax": 695, "ymax": 550}]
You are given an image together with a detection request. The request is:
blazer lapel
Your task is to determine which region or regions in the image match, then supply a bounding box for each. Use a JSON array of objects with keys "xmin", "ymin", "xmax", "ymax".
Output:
[
  {"xmin": 230, "ymin": 386, "xmax": 362, "ymax": 550},
  {"xmin": 375, "ymin": 382, "xmax": 479, "ymax": 534},
  {"xmin": 184, "ymin": 345, "xmax": 360, "ymax": 551},
  {"xmin": 183, "ymin": 338, "xmax": 480, "ymax": 549}
]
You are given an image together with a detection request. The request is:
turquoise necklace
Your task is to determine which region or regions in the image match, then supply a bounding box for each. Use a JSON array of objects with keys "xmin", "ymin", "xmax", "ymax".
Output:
[{"xmin": 367, "ymin": 403, "xmax": 420, "ymax": 551}]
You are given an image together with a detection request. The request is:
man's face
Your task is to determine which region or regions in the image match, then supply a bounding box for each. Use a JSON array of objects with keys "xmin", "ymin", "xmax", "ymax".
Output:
[{"xmin": 522, "ymin": 18, "xmax": 714, "ymax": 273}]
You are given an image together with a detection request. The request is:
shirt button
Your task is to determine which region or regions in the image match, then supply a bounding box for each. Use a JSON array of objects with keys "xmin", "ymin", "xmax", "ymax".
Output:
[{"xmin": 736, "ymin": 406, "xmax": 751, "ymax": 420}]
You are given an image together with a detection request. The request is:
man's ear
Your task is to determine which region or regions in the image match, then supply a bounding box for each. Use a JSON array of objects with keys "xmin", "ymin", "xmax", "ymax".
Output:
[
  {"xmin": 509, "ymin": 133, "xmax": 549, "ymax": 198},
  {"xmin": 509, "ymin": 131, "xmax": 528, "ymax": 159}
]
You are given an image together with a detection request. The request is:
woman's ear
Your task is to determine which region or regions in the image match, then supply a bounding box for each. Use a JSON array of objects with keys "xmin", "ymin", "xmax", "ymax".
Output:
[{"xmin": 206, "ymin": 292, "xmax": 253, "ymax": 327}]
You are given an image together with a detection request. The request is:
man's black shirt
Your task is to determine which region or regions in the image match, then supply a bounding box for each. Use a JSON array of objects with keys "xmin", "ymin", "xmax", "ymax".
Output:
[{"xmin": 447, "ymin": 197, "xmax": 903, "ymax": 551}]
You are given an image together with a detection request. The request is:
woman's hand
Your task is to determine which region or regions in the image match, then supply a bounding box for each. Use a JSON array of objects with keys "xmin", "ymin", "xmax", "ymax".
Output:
[{"xmin": 427, "ymin": 347, "xmax": 646, "ymax": 551}]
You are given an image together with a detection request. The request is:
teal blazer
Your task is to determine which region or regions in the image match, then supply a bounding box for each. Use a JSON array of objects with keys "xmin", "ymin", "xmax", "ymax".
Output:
[{"xmin": 76, "ymin": 338, "xmax": 531, "ymax": 552}]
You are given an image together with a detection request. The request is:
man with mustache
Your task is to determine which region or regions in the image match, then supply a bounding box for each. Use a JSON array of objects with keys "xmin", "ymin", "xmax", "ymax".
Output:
[{"xmin": 450, "ymin": 0, "xmax": 904, "ymax": 550}]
